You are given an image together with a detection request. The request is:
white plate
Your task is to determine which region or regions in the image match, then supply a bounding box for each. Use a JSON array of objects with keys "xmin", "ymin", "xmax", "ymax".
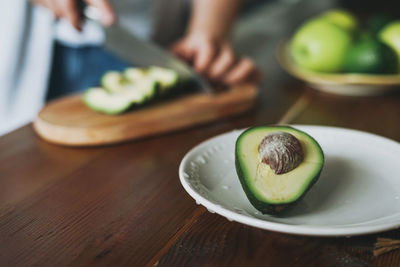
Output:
[{"xmin": 179, "ymin": 125, "xmax": 400, "ymax": 236}]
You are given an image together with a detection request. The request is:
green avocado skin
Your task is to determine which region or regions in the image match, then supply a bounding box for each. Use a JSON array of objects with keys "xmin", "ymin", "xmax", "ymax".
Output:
[
  {"xmin": 234, "ymin": 126, "xmax": 324, "ymax": 215},
  {"xmin": 235, "ymin": 156, "xmax": 322, "ymax": 215}
]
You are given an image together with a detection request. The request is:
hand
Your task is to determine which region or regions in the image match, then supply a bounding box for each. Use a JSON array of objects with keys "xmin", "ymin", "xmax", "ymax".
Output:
[
  {"xmin": 32, "ymin": 0, "xmax": 115, "ymax": 30},
  {"xmin": 171, "ymin": 33, "xmax": 261, "ymax": 86}
]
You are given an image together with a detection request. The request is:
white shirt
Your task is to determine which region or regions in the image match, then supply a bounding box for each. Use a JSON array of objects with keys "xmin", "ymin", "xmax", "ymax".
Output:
[{"xmin": 0, "ymin": 2, "xmax": 53, "ymax": 135}]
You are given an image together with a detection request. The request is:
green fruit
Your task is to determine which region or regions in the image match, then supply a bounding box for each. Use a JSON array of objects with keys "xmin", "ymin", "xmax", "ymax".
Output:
[
  {"xmin": 367, "ymin": 14, "xmax": 396, "ymax": 37},
  {"xmin": 355, "ymin": 30, "xmax": 372, "ymax": 42},
  {"xmin": 119, "ymin": 79, "xmax": 158, "ymax": 101},
  {"xmin": 148, "ymin": 66, "xmax": 179, "ymax": 93},
  {"xmin": 124, "ymin": 67, "xmax": 147, "ymax": 82},
  {"xmin": 84, "ymin": 67, "xmax": 177, "ymax": 115},
  {"xmin": 101, "ymin": 71, "xmax": 126, "ymax": 93},
  {"xmin": 320, "ymin": 9, "xmax": 358, "ymax": 32},
  {"xmin": 379, "ymin": 21, "xmax": 400, "ymax": 71},
  {"xmin": 291, "ymin": 18, "xmax": 353, "ymax": 72},
  {"xmin": 83, "ymin": 88, "xmax": 133, "ymax": 115},
  {"xmin": 235, "ymin": 126, "xmax": 324, "ymax": 214},
  {"xmin": 344, "ymin": 39, "xmax": 398, "ymax": 74}
]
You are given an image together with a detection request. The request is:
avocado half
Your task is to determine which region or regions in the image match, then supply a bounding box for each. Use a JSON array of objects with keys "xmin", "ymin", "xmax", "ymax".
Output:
[{"xmin": 235, "ymin": 126, "xmax": 324, "ymax": 214}]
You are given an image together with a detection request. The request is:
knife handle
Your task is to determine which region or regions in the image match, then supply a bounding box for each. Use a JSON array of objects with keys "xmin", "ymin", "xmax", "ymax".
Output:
[
  {"xmin": 77, "ymin": 0, "xmax": 87, "ymax": 22},
  {"xmin": 77, "ymin": 1, "xmax": 103, "ymax": 24}
]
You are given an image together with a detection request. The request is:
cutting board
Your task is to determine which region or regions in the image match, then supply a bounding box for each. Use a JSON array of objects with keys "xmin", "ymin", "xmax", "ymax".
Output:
[{"xmin": 33, "ymin": 84, "xmax": 258, "ymax": 146}]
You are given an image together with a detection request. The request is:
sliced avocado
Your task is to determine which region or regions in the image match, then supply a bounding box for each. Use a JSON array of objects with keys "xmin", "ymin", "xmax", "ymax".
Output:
[
  {"xmin": 101, "ymin": 71, "xmax": 126, "ymax": 93},
  {"xmin": 84, "ymin": 67, "xmax": 177, "ymax": 115},
  {"xmin": 148, "ymin": 66, "xmax": 179, "ymax": 93},
  {"xmin": 117, "ymin": 79, "xmax": 158, "ymax": 103},
  {"xmin": 83, "ymin": 88, "xmax": 132, "ymax": 115},
  {"xmin": 132, "ymin": 78, "xmax": 159, "ymax": 100},
  {"xmin": 124, "ymin": 67, "xmax": 147, "ymax": 82},
  {"xmin": 235, "ymin": 126, "xmax": 324, "ymax": 214},
  {"xmin": 123, "ymin": 68, "xmax": 160, "ymax": 99},
  {"xmin": 117, "ymin": 85, "xmax": 147, "ymax": 104}
]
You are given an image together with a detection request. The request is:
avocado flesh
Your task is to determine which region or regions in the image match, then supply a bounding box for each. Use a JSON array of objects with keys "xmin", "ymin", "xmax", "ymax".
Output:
[
  {"xmin": 83, "ymin": 66, "xmax": 181, "ymax": 115},
  {"xmin": 83, "ymin": 88, "xmax": 133, "ymax": 115},
  {"xmin": 235, "ymin": 126, "xmax": 324, "ymax": 214},
  {"xmin": 148, "ymin": 66, "xmax": 179, "ymax": 92},
  {"xmin": 101, "ymin": 72, "xmax": 126, "ymax": 93}
]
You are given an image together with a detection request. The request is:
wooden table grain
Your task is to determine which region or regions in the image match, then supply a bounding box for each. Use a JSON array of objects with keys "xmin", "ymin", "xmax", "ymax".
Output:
[{"xmin": 1, "ymin": 79, "xmax": 400, "ymax": 266}]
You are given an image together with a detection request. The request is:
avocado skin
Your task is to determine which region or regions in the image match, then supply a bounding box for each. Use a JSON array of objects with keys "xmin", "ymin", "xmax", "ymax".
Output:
[
  {"xmin": 343, "ymin": 39, "xmax": 398, "ymax": 74},
  {"xmin": 235, "ymin": 126, "xmax": 324, "ymax": 215},
  {"xmin": 236, "ymin": 155, "xmax": 322, "ymax": 215}
]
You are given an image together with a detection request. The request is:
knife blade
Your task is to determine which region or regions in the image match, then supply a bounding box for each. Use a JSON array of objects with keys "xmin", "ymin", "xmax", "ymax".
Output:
[{"xmin": 83, "ymin": 6, "xmax": 211, "ymax": 93}]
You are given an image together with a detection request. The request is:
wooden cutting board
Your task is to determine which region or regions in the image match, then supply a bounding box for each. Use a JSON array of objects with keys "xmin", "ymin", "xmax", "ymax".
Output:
[{"xmin": 33, "ymin": 84, "xmax": 258, "ymax": 146}]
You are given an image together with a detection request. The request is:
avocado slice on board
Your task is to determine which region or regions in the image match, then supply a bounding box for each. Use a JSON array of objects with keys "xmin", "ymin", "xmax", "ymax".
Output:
[
  {"xmin": 235, "ymin": 126, "xmax": 324, "ymax": 214},
  {"xmin": 84, "ymin": 67, "xmax": 179, "ymax": 115},
  {"xmin": 148, "ymin": 66, "xmax": 179, "ymax": 93},
  {"xmin": 124, "ymin": 67, "xmax": 147, "ymax": 82},
  {"xmin": 83, "ymin": 88, "xmax": 133, "ymax": 115},
  {"xmin": 101, "ymin": 71, "xmax": 126, "ymax": 93},
  {"xmin": 119, "ymin": 78, "xmax": 159, "ymax": 101}
]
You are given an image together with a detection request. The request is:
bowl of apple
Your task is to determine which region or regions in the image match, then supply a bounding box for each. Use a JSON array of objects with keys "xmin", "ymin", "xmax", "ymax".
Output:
[{"xmin": 278, "ymin": 10, "xmax": 400, "ymax": 96}]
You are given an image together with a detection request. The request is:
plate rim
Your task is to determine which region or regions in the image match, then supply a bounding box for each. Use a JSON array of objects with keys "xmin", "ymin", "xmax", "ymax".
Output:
[{"xmin": 179, "ymin": 125, "xmax": 400, "ymax": 236}]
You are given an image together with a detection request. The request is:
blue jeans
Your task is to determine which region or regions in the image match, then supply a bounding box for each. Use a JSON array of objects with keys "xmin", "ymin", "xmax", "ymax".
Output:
[{"xmin": 46, "ymin": 42, "xmax": 130, "ymax": 101}]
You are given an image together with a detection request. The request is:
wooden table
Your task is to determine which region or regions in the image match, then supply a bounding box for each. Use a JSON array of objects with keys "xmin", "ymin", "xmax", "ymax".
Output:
[
  {"xmin": 2, "ymin": 1, "xmax": 400, "ymax": 265},
  {"xmin": 1, "ymin": 76, "xmax": 400, "ymax": 266}
]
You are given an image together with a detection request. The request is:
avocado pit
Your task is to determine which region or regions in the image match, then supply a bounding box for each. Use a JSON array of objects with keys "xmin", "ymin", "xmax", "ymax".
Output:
[{"xmin": 258, "ymin": 131, "xmax": 304, "ymax": 174}]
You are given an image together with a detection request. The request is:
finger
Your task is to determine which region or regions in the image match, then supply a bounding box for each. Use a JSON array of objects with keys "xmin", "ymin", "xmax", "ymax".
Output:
[
  {"xmin": 251, "ymin": 69, "xmax": 263, "ymax": 83},
  {"xmin": 51, "ymin": 0, "xmax": 64, "ymax": 18},
  {"xmin": 207, "ymin": 44, "xmax": 236, "ymax": 80},
  {"xmin": 170, "ymin": 42, "xmax": 189, "ymax": 58},
  {"xmin": 33, "ymin": 0, "xmax": 52, "ymax": 10},
  {"xmin": 223, "ymin": 58, "xmax": 257, "ymax": 85},
  {"xmin": 194, "ymin": 42, "xmax": 216, "ymax": 73},
  {"xmin": 170, "ymin": 42, "xmax": 195, "ymax": 62},
  {"xmin": 36, "ymin": 0, "xmax": 62, "ymax": 18},
  {"xmin": 32, "ymin": 0, "xmax": 50, "ymax": 9},
  {"xmin": 86, "ymin": 0, "xmax": 116, "ymax": 26},
  {"xmin": 63, "ymin": 0, "xmax": 81, "ymax": 30}
]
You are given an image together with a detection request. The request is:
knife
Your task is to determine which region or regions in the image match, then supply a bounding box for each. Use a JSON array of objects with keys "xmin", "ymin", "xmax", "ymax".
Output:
[{"xmin": 82, "ymin": 5, "xmax": 211, "ymax": 93}]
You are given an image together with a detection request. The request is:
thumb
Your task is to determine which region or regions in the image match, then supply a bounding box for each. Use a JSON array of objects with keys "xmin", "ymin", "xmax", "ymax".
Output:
[
  {"xmin": 194, "ymin": 42, "xmax": 215, "ymax": 73},
  {"xmin": 85, "ymin": 0, "xmax": 116, "ymax": 26}
]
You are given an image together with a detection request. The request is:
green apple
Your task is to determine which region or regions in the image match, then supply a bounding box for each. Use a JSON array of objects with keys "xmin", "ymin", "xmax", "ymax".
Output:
[
  {"xmin": 379, "ymin": 21, "xmax": 400, "ymax": 72},
  {"xmin": 320, "ymin": 9, "xmax": 358, "ymax": 32},
  {"xmin": 291, "ymin": 18, "xmax": 353, "ymax": 72}
]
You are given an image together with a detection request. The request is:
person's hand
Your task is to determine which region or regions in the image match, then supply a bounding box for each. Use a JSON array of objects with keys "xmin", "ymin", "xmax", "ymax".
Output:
[
  {"xmin": 32, "ymin": 0, "xmax": 115, "ymax": 30},
  {"xmin": 171, "ymin": 33, "xmax": 260, "ymax": 86}
]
